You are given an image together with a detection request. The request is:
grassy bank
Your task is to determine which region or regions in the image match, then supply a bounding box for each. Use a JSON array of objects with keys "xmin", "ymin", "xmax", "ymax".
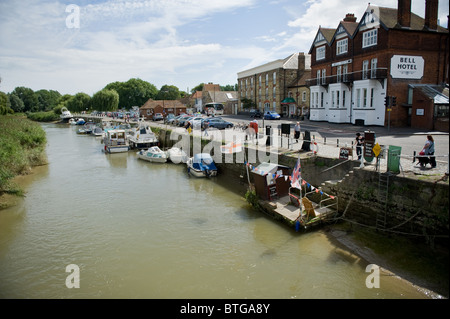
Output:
[{"xmin": 0, "ymin": 115, "xmax": 47, "ymax": 199}]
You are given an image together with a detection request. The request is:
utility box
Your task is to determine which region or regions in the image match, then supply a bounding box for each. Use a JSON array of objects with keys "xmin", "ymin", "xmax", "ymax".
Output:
[{"xmin": 387, "ymin": 145, "xmax": 402, "ymax": 173}]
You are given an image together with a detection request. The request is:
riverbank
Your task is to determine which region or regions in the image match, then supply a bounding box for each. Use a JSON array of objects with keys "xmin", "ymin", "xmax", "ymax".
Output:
[{"xmin": 0, "ymin": 115, "xmax": 47, "ymax": 208}]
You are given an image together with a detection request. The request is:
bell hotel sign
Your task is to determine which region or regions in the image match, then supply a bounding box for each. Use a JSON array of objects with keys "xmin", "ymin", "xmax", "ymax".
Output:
[{"xmin": 390, "ymin": 55, "xmax": 425, "ymax": 79}]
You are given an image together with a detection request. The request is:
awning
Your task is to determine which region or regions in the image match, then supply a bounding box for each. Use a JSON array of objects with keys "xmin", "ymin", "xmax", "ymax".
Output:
[{"xmin": 281, "ymin": 97, "xmax": 296, "ymax": 104}]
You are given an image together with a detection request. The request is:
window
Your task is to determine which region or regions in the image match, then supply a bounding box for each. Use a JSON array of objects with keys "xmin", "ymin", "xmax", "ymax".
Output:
[
  {"xmin": 321, "ymin": 69, "xmax": 326, "ymax": 85},
  {"xmin": 316, "ymin": 46, "xmax": 325, "ymax": 61},
  {"xmin": 370, "ymin": 88, "xmax": 374, "ymax": 107},
  {"xmin": 273, "ymin": 87, "xmax": 276, "ymax": 99},
  {"xmin": 273, "ymin": 72, "xmax": 276, "ymax": 83},
  {"xmin": 363, "ymin": 29, "xmax": 377, "ymax": 48},
  {"xmin": 302, "ymin": 91, "xmax": 306, "ymax": 102},
  {"xmin": 343, "ymin": 64, "xmax": 348, "ymax": 82},
  {"xmin": 317, "ymin": 70, "xmax": 321, "ymax": 81},
  {"xmin": 336, "ymin": 91, "xmax": 340, "ymax": 108},
  {"xmin": 265, "ymin": 87, "xmax": 268, "ymax": 99},
  {"xmin": 336, "ymin": 39, "xmax": 348, "ymax": 55},
  {"xmin": 371, "ymin": 58, "xmax": 378, "ymax": 78},
  {"xmin": 311, "ymin": 93, "xmax": 315, "ymax": 108},
  {"xmin": 331, "ymin": 91, "xmax": 335, "ymax": 107},
  {"xmin": 259, "ymin": 75, "xmax": 261, "ymax": 86},
  {"xmin": 316, "ymin": 92, "xmax": 320, "ymax": 108},
  {"xmin": 356, "ymin": 89, "xmax": 361, "ymax": 107},
  {"xmin": 363, "ymin": 88, "xmax": 368, "ymax": 107},
  {"xmin": 362, "ymin": 60, "xmax": 369, "ymax": 80},
  {"xmin": 337, "ymin": 65, "xmax": 342, "ymax": 82},
  {"xmin": 265, "ymin": 73, "xmax": 268, "ymax": 84},
  {"xmin": 320, "ymin": 92, "xmax": 324, "ymax": 108},
  {"xmin": 342, "ymin": 91, "xmax": 346, "ymax": 107}
]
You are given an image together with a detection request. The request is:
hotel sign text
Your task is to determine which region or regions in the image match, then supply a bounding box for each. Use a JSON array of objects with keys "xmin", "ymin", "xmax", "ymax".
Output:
[{"xmin": 390, "ymin": 55, "xmax": 424, "ymax": 79}]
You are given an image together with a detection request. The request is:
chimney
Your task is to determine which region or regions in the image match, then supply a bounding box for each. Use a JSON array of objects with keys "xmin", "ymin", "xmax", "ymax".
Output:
[
  {"xmin": 397, "ymin": 0, "xmax": 412, "ymax": 28},
  {"xmin": 344, "ymin": 13, "xmax": 357, "ymax": 22},
  {"xmin": 424, "ymin": 0, "xmax": 438, "ymax": 30}
]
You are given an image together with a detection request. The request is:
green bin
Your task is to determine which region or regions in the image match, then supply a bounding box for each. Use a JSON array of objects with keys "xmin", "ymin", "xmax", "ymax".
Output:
[{"xmin": 387, "ymin": 145, "xmax": 402, "ymax": 173}]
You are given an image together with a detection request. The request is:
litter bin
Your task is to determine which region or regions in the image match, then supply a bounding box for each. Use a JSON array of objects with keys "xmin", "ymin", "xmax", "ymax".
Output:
[{"xmin": 387, "ymin": 145, "xmax": 402, "ymax": 173}]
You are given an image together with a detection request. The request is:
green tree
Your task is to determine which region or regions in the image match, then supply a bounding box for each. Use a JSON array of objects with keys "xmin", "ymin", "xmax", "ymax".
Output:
[
  {"xmin": 91, "ymin": 89, "xmax": 119, "ymax": 111},
  {"xmin": 155, "ymin": 84, "xmax": 181, "ymax": 100},
  {"xmin": 66, "ymin": 93, "xmax": 91, "ymax": 113},
  {"xmin": 240, "ymin": 97, "xmax": 256, "ymax": 109},
  {"xmin": 11, "ymin": 87, "xmax": 38, "ymax": 112},
  {"xmin": 0, "ymin": 91, "xmax": 13, "ymax": 115},
  {"xmin": 104, "ymin": 78, "xmax": 157, "ymax": 109},
  {"xmin": 221, "ymin": 84, "xmax": 237, "ymax": 91},
  {"xmin": 35, "ymin": 89, "xmax": 61, "ymax": 111},
  {"xmin": 191, "ymin": 83, "xmax": 204, "ymax": 94},
  {"xmin": 8, "ymin": 93, "xmax": 24, "ymax": 113},
  {"xmin": 53, "ymin": 94, "xmax": 74, "ymax": 115}
]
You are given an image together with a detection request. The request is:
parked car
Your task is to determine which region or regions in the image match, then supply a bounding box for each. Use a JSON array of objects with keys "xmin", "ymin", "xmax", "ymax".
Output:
[
  {"xmin": 264, "ymin": 111, "xmax": 281, "ymax": 120},
  {"xmin": 153, "ymin": 113, "xmax": 164, "ymax": 121},
  {"xmin": 202, "ymin": 118, "xmax": 234, "ymax": 130},
  {"xmin": 178, "ymin": 115, "xmax": 193, "ymax": 127},
  {"xmin": 188, "ymin": 116, "xmax": 206, "ymax": 129},
  {"xmin": 164, "ymin": 114, "xmax": 175, "ymax": 124},
  {"xmin": 249, "ymin": 109, "xmax": 262, "ymax": 118}
]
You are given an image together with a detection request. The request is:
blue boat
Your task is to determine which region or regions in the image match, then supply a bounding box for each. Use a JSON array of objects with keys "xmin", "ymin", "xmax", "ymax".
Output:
[{"xmin": 186, "ymin": 153, "xmax": 218, "ymax": 177}]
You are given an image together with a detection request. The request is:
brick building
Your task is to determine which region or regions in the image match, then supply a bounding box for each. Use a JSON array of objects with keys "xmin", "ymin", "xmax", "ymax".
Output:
[
  {"xmin": 237, "ymin": 52, "xmax": 311, "ymax": 117},
  {"xmin": 139, "ymin": 99, "xmax": 186, "ymax": 120},
  {"xmin": 307, "ymin": 0, "xmax": 449, "ymax": 129}
]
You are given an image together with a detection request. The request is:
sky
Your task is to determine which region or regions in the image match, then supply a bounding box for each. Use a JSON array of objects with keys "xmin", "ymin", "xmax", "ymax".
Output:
[{"xmin": 0, "ymin": 0, "xmax": 448, "ymax": 96}]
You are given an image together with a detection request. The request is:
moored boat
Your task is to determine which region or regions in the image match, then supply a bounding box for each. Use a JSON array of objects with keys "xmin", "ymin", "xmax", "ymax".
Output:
[
  {"xmin": 128, "ymin": 122, "xmax": 159, "ymax": 149},
  {"xmin": 60, "ymin": 107, "xmax": 73, "ymax": 122},
  {"xmin": 166, "ymin": 147, "xmax": 188, "ymax": 164},
  {"xmin": 186, "ymin": 153, "xmax": 218, "ymax": 177},
  {"xmin": 137, "ymin": 146, "xmax": 168, "ymax": 163},
  {"xmin": 103, "ymin": 129, "xmax": 130, "ymax": 153}
]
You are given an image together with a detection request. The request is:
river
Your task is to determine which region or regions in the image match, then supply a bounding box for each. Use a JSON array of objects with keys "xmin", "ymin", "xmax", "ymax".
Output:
[{"xmin": 0, "ymin": 123, "xmax": 431, "ymax": 299}]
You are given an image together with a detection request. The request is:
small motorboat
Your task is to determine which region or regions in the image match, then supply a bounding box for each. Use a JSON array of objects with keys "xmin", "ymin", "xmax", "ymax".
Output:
[
  {"xmin": 186, "ymin": 153, "xmax": 218, "ymax": 177},
  {"xmin": 103, "ymin": 129, "xmax": 130, "ymax": 153},
  {"xmin": 92, "ymin": 126, "xmax": 104, "ymax": 136},
  {"xmin": 137, "ymin": 146, "xmax": 168, "ymax": 163},
  {"xmin": 77, "ymin": 122, "xmax": 95, "ymax": 134},
  {"xmin": 127, "ymin": 122, "xmax": 159, "ymax": 149},
  {"xmin": 166, "ymin": 147, "xmax": 188, "ymax": 164},
  {"xmin": 60, "ymin": 107, "xmax": 73, "ymax": 122},
  {"xmin": 75, "ymin": 118, "xmax": 86, "ymax": 125}
]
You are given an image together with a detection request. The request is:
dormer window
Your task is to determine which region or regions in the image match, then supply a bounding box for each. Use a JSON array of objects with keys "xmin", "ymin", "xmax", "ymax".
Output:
[
  {"xmin": 336, "ymin": 39, "xmax": 348, "ymax": 55},
  {"xmin": 316, "ymin": 46, "xmax": 325, "ymax": 61},
  {"xmin": 362, "ymin": 29, "xmax": 377, "ymax": 48}
]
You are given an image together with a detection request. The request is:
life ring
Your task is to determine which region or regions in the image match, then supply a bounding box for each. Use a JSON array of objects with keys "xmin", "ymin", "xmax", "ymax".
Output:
[{"xmin": 310, "ymin": 140, "xmax": 319, "ymax": 154}]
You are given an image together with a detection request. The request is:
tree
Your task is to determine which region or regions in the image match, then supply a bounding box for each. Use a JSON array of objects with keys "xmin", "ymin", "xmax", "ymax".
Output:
[
  {"xmin": 91, "ymin": 89, "xmax": 119, "ymax": 112},
  {"xmin": 221, "ymin": 84, "xmax": 237, "ymax": 91},
  {"xmin": 240, "ymin": 97, "xmax": 256, "ymax": 109},
  {"xmin": 53, "ymin": 94, "xmax": 74, "ymax": 114},
  {"xmin": 11, "ymin": 87, "xmax": 38, "ymax": 112},
  {"xmin": 155, "ymin": 84, "xmax": 181, "ymax": 100},
  {"xmin": 35, "ymin": 89, "xmax": 61, "ymax": 111},
  {"xmin": 66, "ymin": 93, "xmax": 91, "ymax": 113},
  {"xmin": 0, "ymin": 91, "xmax": 13, "ymax": 115},
  {"xmin": 191, "ymin": 83, "xmax": 204, "ymax": 94},
  {"xmin": 104, "ymin": 78, "xmax": 158, "ymax": 109},
  {"xmin": 8, "ymin": 93, "xmax": 25, "ymax": 113}
]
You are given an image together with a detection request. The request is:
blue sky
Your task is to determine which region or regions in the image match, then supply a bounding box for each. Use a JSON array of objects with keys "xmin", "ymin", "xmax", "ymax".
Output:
[{"xmin": 0, "ymin": 0, "xmax": 448, "ymax": 96}]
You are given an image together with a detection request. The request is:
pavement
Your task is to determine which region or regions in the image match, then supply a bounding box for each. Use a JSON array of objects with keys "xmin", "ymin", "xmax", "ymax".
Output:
[{"xmin": 90, "ymin": 113, "xmax": 449, "ymax": 179}]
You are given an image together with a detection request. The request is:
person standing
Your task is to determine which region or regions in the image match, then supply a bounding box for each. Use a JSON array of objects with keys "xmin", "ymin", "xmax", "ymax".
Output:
[
  {"xmin": 423, "ymin": 135, "xmax": 436, "ymax": 168},
  {"xmin": 355, "ymin": 133, "xmax": 364, "ymax": 160},
  {"xmin": 294, "ymin": 122, "xmax": 301, "ymax": 143}
]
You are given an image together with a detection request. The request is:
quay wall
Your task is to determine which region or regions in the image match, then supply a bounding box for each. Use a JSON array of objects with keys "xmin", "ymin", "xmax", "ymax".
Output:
[{"xmin": 155, "ymin": 127, "xmax": 449, "ymax": 241}]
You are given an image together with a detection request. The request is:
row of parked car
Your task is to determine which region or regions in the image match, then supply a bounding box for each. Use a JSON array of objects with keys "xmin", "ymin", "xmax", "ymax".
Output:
[{"xmin": 157, "ymin": 113, "xmax": 235, "ymax": 130}]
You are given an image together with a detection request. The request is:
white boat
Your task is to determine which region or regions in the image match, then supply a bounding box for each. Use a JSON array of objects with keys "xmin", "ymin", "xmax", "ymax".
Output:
[
  {"xmin": 137, "ymin": 146, "xmax": 168, "ymax": 163},
  {"xmin": 92, "ymin": 126, "xmax": 104, "ymax": 136},
  {"xmin": 166, "ymin": 147, "xmax": 188, "ymax": 164},
  {"xmin": 103, "ymin": 129, "xmax": 130, "ymax": 153},
  {"xmin": 60, "ymin": 107, "xmax": 73, "ymax": 122},
  {"xmin": 128, "ymin": 122, "xmax": 159, "ymax": 149},
  {"xmin": 186, "ymin": 153, "xmax": 218, "ymax": 177}
]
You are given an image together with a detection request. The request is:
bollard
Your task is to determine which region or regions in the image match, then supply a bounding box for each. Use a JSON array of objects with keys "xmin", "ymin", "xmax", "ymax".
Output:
[{"xmin": 324, "ymin": 137, "xmax": 326, "ymax": 145}]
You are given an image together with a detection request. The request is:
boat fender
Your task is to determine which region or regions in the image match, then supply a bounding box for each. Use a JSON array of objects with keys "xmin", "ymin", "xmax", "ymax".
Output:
[
  {"xmin": 295, "ymin": 220, "xmax": 300, "ymax": 232},
  {"xmin": 104, "ymin": 145, "xmax": 107, "ymax": 152}
]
